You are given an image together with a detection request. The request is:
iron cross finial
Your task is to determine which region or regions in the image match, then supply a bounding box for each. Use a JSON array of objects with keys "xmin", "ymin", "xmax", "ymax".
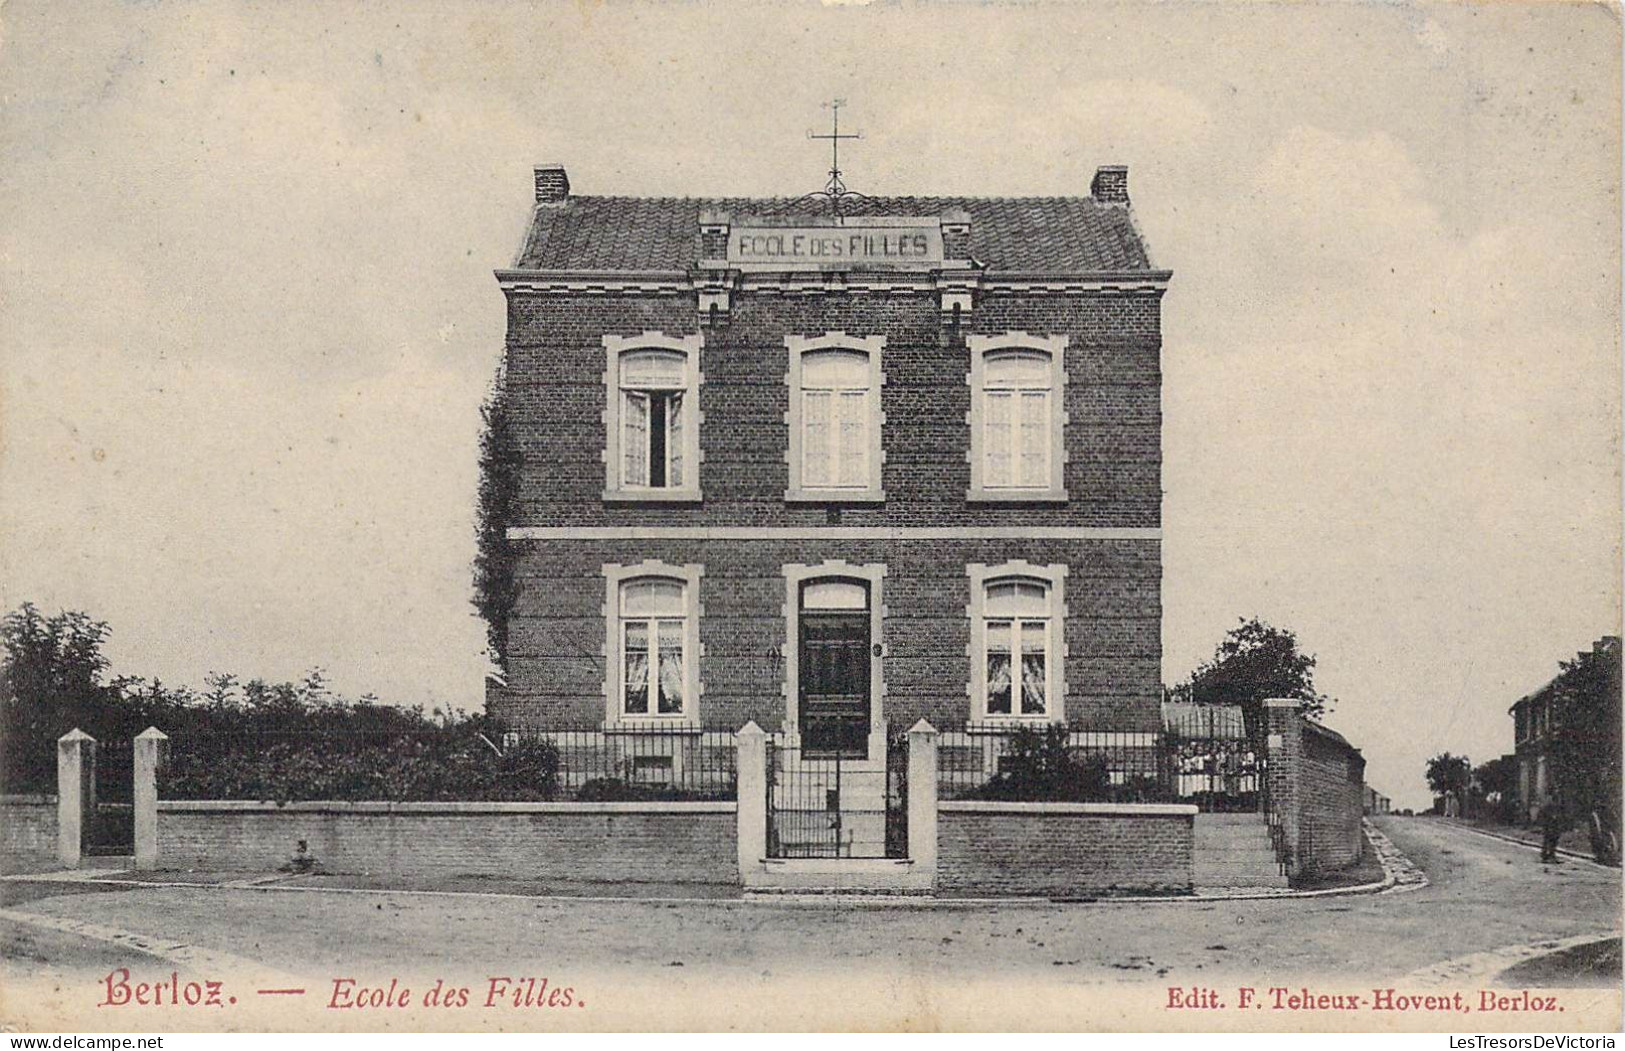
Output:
[{"xmin": 808, "ymin": 99, "xmax": 863, "ymax": 218}]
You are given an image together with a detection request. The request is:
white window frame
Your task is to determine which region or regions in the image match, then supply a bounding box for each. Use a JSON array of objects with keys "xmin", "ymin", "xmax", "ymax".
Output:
[
  {"xmin": 966, "ymin": 332, "xmax": 1068, "ymax": 502},
  {"xmin": 785, "ymin": 332, "xmax": 886, "ymax": 503},
  {"xmin": 602, "ymin": 561, "xmax": 703, "ymax": 728},
  {"xmin": 781, "ymin": 560, "xmax": 887, "ymax": 763},
  {"xmin": 603, "ymin": 332, "xmax": 703, "ymax": 503},
  {"xmin": 967, "ymin": 561, "xmax": 1068, "ymax": 724}
]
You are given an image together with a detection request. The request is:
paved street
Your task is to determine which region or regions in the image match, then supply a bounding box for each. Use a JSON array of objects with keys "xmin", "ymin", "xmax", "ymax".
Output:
[{"xmin": 2, "ymin": 818, "xmax": 1619, "ymax": 1031}]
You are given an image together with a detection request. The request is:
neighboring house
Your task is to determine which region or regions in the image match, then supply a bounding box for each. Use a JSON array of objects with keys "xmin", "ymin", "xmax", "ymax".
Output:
[
  {"xmin": 1509, "ymin": 636, "xmax": 1623, "ymax": 824},
  {"xmin": 487, "ymin": 163, "xmax": 1167, "ymax": 770},
  {"xmin": 1362, "ymin": 786, "xmax": 1390, "ymax": 815}
]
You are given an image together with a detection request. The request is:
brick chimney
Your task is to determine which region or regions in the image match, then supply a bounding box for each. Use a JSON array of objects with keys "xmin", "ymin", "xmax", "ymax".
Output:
[
  {"xmin": 533, "ymin": 164, "xmax": 570, "ymax": 203},
  {"xmin": 1091, "ymin": 165, "xmax": 1128, "ymax": 204}
]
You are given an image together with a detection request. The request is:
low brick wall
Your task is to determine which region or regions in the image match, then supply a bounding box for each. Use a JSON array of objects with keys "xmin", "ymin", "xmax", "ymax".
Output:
[
  {"xmin": 936, "ymin": 802, "xmax": 1196, "ymax": 896},
  {"xmin": 1, "ymin": 795, "xmax": 60, "ymax": 874},
  {"xmin": 156, "ymin": 801, "xmax": 738, "ymax": 886},
  {"xmin": 1299, "ymin": 723, "xmax": 1366, "ymax": 874}
]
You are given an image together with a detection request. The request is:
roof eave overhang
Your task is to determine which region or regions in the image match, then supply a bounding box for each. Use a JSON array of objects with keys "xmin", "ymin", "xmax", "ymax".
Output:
[{"xmin": 494, "ymin": 267, "xmax": 1173, "ymax": 294}]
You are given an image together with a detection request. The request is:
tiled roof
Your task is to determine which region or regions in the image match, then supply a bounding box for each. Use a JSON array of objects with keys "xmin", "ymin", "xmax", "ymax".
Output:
[{"xmin": 515, "ymin": 195, "xmax": 1155, "ymax": 272}]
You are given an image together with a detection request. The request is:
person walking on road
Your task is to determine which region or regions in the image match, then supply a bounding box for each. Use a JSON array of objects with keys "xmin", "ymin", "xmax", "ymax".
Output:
[{"xmin": 1539, "ymin": 793, "xmax": 1569, "ymax": 864}]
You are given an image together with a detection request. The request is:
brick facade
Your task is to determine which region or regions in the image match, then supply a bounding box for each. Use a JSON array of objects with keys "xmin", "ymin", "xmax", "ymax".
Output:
[
  {"xmin": 497, "ymin": 537, "xmax": 1160, "ymax": 735},
  {"xmin": 935, "ymin": 802, "xmax": 1194, "ymax": 895},
  {"xmin": 491, "ymin": 171, "xmax": 1167, "ymax": 741},
  {"xmin": 155, "ymin": 802, "xmax": 738, "ymax": 886}
]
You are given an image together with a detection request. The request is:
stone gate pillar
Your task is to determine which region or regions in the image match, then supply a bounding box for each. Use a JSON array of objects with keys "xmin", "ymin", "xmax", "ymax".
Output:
[
  {"xmin": 1264, "ymin": 698, "xmax": 1303, "ymax": 877},
  {"xmin": 907, "ymin": 719, "xmax": 938, "ymax": 877},
  {"xmin": 56, "ymin": 729, "xmax": 96, "ymax": 868},
  {"xmin": 735, "ymin": 722, "xmax": 767, "ymax": 879},
  {"xmin": 134, "ymin": 727, "xmax": 168, "ymax": 870}
]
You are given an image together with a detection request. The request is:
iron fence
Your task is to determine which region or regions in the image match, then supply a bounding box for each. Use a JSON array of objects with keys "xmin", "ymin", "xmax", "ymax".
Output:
[
  {"xmin": 507, "ymin": 728, "xmax": 738, "ymax": 801},
  {"xmin": 938, "ymin": 723, "xmax": 1174, "ymax": 803}
]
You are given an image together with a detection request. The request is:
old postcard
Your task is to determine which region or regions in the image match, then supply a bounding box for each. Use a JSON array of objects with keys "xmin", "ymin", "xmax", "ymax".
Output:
[{"xmin": 1, "ymin": 0, "xmax": 1620, "ymax": 1035}]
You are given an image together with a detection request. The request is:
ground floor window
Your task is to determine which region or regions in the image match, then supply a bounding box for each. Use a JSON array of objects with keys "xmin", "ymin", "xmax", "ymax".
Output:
[
  {"xmin": 967, "ymin": 561, "xmax": 1068, "ymax": 723},
  {"xmin": 621, "ymin": 578, "xmax": 687, "ymax": 716},
  {"xmin": 601, "ymin": 561, "xmax": 703, "ymax": 726}
]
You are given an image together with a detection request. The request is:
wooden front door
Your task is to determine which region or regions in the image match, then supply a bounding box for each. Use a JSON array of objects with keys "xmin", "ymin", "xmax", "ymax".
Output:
[{"xmin": 799, "ymin": 581, "xmax": 871, "ymax": 757}]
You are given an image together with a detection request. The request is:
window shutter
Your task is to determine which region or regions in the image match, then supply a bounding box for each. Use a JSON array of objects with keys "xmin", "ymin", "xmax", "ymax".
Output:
[
  {"xmin": 1019, "ymin": 390, "xmax": 1049, "ymax": 487},
  {"xmin": 985, "ymin": 391, "xmax": 1013, "ymax": 486},
  {"xmin": 804, "ymin": 390, "xmax": 832, "ymax": 487},
  {"xmin": 837, "ymin": 390, "xmax": 867, "ymax": 487}
]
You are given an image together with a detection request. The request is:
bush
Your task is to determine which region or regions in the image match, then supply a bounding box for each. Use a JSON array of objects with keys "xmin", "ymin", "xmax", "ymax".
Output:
[
  {"xmin": 160, "ymin": 732, "xmax": 561, "ymax": 804},
  {"xmin": 961, "ymin": 725, "xmax": 1115, "ymax": 802}
]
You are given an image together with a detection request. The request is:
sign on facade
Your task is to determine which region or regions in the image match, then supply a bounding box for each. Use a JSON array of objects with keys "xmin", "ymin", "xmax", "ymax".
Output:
[{"xmin": 727, "ymin": 219, "xmax": 945, "ymax": 271}]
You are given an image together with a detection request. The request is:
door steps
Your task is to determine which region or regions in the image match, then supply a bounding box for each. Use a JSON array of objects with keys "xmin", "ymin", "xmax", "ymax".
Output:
[{"xmin": 1194, "ymin": 812, "xmax": 1289, "ymax": 889}]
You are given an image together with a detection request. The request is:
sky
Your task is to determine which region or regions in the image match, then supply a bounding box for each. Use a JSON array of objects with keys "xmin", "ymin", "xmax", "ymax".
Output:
[{"xmin": 1, "ymin": 1, "xmax": 1619, "ymax": 809}]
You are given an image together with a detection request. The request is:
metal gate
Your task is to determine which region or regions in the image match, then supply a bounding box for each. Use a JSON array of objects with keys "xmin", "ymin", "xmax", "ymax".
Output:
[
  {"xmin": 1164, "ymin": 705, "xmax": 1266, "ymax": 814},
  {"xmin": 766, "ymin": 719, "xmax": 907, "ymax": 859},
  {"xmin": 88, "ymin": 737, "xmax": 134, "ymax": 857}
]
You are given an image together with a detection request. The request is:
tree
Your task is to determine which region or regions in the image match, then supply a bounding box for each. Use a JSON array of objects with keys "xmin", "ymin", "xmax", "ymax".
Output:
[
  {"xmin": 1170, "ymin": 618, "xmax": 1334, "ymax": 733},
  {"xmin": 1472, "ymin": 755, "xmax": 1518, "ymax": 822},
  {"xmin": 1543, "ymin": 637, "xmax": 1622, "ymax": 825},
  {"xmin": 1425, "ymin": 752, "xmax": 1472, "ymax": 813},
  {"xmin": 1, "ymin": 603, "xmax": 117, "ymax": 792},
  {"xmin": 472, "ymin": 365, "xmax": 522, "ymax": 674}
]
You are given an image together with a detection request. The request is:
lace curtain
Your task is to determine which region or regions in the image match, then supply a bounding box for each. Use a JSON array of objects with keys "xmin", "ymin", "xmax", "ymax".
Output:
[
  {"xmin": 623, "ymin": 621, "xmax": 650, "ymax": 714},
  {"xmin": 666, "ymin": 392, "xmax": 683, "ymax": 487},
  {"xmin": 623, "ymin": 392, "xmax": 649, "ymax": 486}
]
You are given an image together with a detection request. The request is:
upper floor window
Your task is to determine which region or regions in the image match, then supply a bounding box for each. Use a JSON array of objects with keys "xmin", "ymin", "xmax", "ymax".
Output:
[
  {"xmin": 785, "ymin": 333, "xmax": 885, "ymax": 502},
  {"xmin": 603, "ymin": 334, "xmax": 702, "ymax": 502},
  {"xmin": 968, "ymin": 561, "xmax": 1068, "ymax": 723},
  {"xmin": 967, "ymin": 333, "xmax": 1068, "ymax": 502},
  {"xmin": 602, "ymin": 561, "xmax": 703, "ymax": 726}
]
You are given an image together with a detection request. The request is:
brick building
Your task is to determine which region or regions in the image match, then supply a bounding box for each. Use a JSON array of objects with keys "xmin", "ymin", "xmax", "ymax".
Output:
[
  {"xmin": 1510, "ymin": 635, "xmax": 1622, "ymax": 825},
  {"xmin": 487, "ymin": 162, "xmax": 1168, "ymax": 774}
]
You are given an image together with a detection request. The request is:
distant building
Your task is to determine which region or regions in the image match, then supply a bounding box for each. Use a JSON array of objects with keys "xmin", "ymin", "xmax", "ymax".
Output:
[{"xmin": 1363, "ymin": 786, "xmax": 1390, "ymax": 815}]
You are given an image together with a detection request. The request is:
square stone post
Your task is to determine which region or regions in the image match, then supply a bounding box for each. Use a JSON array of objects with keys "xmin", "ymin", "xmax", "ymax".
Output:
[
  {"xmin": 735, "ymin": 722, "xmax": 767, "ymax": 880},
  {"xmin": 134, "ymin": 727, "xmax": 168, "ymax": 870},
  {"xmin": 57, "ymin": 729, "xmax": 96, "ymax": 868},
  {"xmin": 1264, "ymin": 698, "xmax": 1303, "ymax": 877},
  {"xmin": 906, "ymin": 719, "xmax": 938, "ymax": 879}
]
